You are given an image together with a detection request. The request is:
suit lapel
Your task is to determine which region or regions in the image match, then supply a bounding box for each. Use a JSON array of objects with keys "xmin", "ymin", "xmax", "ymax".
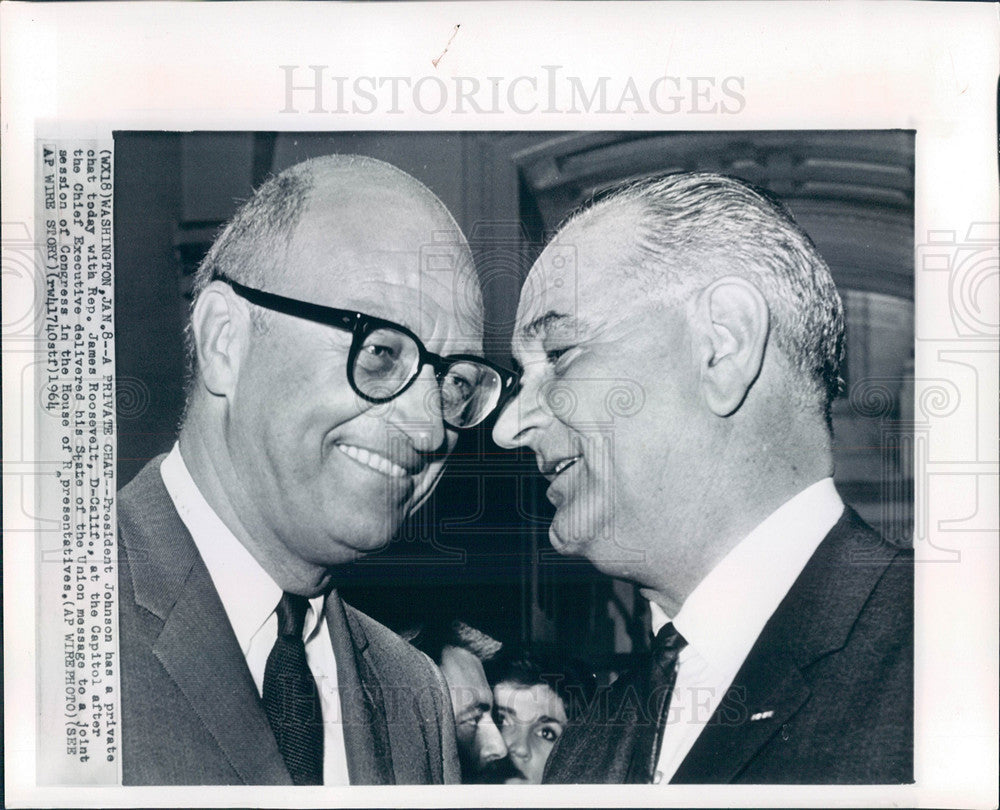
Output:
[
  {"xmin": 672, "ymin": 508, "xmax": 898, "ymax": 784},
  {"xmin": 544, "ymin": 665, "xmax": 652, "ymax": 783},
  {"xmin": 151, "ymin": 562, "xmax": 292, "ymax": 784},
  {"xmin": 670, "ymin": 645, "xmax": 810, "ymax": 783},
  {"xmin": 325, "ymin": 592, "xmax": 394, "ymax": 785},
  {"xmin": 121, "ymin": 459, "xmax": 291, "ymax": 785}
]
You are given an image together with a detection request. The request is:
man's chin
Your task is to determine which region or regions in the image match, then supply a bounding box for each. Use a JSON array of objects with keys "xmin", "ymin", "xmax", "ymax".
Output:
[
  {"xmin": 316, "ymin": 515, "xmax": 400, "ymax": 564},
  {"xmin": 548, "ymin": 521, "xmax": 571, "ymax": 553},
  {"xmin": 473, "ymin": 757, "xmax": 520, "ymax": 784},
  {"xmin": 548, "ymin": 520, "xmax": 591, "ymax": 557}
]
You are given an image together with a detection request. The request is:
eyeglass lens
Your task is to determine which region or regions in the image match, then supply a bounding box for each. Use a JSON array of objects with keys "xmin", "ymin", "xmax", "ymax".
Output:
[
  {"xmin": 440, "ymin": 361, "xmax": 501, "ymax": 427},
  {"xmin": 354, "ymin": 328, "xmax": 422, "ymax": 398},
  {"xmin": 352, "ymin": 328, "xmax": 502, "ymax": 428}
]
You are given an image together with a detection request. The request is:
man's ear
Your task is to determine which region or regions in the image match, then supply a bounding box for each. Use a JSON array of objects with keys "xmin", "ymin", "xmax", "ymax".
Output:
[
  {"xmin": 189, "ymin": 281, "xmax": 249, "ymax": 397},
  {"xmin": 693, "ymin": 277, "xmax": 770, "ymax": 416}
]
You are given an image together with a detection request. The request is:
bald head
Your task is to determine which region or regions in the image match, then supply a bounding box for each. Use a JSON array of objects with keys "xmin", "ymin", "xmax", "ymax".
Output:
[
  {"xmin": 185, "ymin": 155, "xmax": 481, "ymax": 393},
  {"xmin": 191, "ymin": 154, "xmax": 475, "ymax": 310}
]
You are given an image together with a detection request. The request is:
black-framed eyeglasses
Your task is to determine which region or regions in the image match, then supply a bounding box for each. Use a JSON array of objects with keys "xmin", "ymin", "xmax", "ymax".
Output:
[{"xmin": 214, "ymin": 274, "xmax": 520, "ymax": 430}]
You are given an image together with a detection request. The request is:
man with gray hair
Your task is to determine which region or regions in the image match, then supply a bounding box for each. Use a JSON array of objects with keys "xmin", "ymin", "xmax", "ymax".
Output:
[
  {"xmin": 117, "ymin": 155, "xmax": 516, "ymax": 784},
  {"xmin": 493, "ymin": 172, "xmax": 913, "ymax": 784}
]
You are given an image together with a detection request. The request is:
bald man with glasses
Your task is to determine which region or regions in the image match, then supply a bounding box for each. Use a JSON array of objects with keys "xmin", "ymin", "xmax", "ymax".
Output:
[{"xmin": 117, "ymin": 155, "xmax": 516, "ymax": 785}]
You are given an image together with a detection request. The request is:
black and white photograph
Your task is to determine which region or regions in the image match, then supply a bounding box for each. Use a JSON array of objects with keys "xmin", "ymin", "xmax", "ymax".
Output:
[
  {"xmin": 2, "ymin": 3, "xmax": 997, "ymax": 807},
  {"xmin": 112, "ymin": 129, "xmax": 916, "ymax": 787}
]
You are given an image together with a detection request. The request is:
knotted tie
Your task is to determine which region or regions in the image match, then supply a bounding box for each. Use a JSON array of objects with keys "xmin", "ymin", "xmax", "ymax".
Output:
[
  {"xmin": 627, "ymin": 621, "xmax": 687, "ymax": 783},
  {"xmin": 262, "ymin": 592, "xmax": 324, "ymax": 785}
]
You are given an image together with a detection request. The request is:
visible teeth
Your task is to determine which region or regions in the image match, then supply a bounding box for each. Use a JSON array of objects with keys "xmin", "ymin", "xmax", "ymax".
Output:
[
  {"xmin": 336, "ymin": 444, "xmax": 407, "ymax": 478},
  {"xmin": 554, "ymin": 456, "xmax": 580, "ymax": 475}
]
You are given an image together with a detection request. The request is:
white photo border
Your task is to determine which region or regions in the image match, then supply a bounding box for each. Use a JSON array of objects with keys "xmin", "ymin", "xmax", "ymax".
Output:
[{"xmin": 2, "ymin": 2, "xmax": 997, "ymax": 807}]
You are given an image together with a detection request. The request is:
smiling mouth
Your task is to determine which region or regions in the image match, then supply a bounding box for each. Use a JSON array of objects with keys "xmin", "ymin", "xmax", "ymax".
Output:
[
  {"xmin": 336, "ymin": 443, "xmax": 407, "ymax": 478},
  {"xmin": 539, "ymin": 456, "xmax": 583, "ymax": 481},
  {"xmin": 551, "ymin": 456, "xmax": 581, "ymax": 477}
]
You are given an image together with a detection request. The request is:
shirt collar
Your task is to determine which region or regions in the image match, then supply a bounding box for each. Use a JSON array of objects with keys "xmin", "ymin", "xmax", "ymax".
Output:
[
  {"xmin": 650, "ymin": 478, "xmax": 844, "ymax": 674},
  {"xmin": 160, "ymin": 444, "xmax": 325, "ymax": 650}
]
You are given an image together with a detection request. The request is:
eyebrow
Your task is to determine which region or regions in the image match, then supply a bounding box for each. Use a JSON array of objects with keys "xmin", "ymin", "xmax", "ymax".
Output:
[
  {"xmin": 495, "ymin": 705, "xmax": 561, "ymax": 725},
  {"xmin": 457, "ymin": 702, "xmax": 491, "ymax": 720},
  {"xmin": 519, "ymin": 310, "xmax": 580, "ymax": 341}
]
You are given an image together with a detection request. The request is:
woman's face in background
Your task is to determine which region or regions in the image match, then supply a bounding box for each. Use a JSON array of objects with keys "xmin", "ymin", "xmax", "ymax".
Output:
[{"xmin": 493, "ymin": 681, "xmax": 568, "ymax": 784}]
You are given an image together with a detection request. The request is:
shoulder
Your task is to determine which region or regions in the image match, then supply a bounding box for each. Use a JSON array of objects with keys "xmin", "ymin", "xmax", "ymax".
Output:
[
  {"xmin": 118, "ymin": 455, "xmax": 173, "ymax": 539},
  {"xmin": 835, "ymin": 507, "xmax": 913, "ymax": 622},
  {"xmin": 767, "ymin": 505, "xmax": 912, "ymax": 667},
  {"xmin": 803, "ymin": 505, "xmax": 911, "ymax": 608},
  {"xmin": 343, "ymin": 602, "xmax": 444, "ymax": 685},
  {"xmin": 118, "ymin": 454, "xmax": 168, "ymax": 499},
  {"xmin": 846, "ymin": 516, "xmax": 913, "ymax": 651},
  {"xmin": 117, "ymin": 454, "xmax": 204, "ymax": 621},
  {"xmin": 792, "ymin": 505, "xmax": 913, "ymax": 689}
]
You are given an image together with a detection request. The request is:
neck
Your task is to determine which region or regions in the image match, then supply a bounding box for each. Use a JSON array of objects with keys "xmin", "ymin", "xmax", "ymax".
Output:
[
  {"xmin": 178, "ymin": 402, "xmax": 332, "ymax": 597},
  {"xmin": 642, "ymin": 418, "xmax": 833, "ymax": 617}
]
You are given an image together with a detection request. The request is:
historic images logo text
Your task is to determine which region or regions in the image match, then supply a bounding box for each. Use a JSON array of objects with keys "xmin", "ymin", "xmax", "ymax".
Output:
[{"xmin": 279, "ymin": 65, "xmax": 746, "ymax": 116}]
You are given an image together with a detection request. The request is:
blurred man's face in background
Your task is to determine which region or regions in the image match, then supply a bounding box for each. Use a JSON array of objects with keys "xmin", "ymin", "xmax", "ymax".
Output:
[{"xmin": 438, "ymin": 645, "xmax": 508, "ymax": 781}]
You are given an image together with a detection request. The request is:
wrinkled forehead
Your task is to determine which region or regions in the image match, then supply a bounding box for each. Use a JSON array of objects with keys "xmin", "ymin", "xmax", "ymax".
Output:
[
  {"xmin": 514, "ymin": 208, "xmax": 644, "ymax": 346},
  {"xmin": 283, "ymin": 185, "xmax": 483, "ymax": 350},
  {"xmin": 440, "ymin": 646, "xmax": 492, "ymax": 702},
  {"xmin": 515, "ymin": 233, "xmax": 579, "ymax": 331}
]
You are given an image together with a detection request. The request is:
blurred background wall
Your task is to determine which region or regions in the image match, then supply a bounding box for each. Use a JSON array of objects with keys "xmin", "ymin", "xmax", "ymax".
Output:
[{"xmin": 115, "ymin": 130, "xmax": 914, "ymax": 676}]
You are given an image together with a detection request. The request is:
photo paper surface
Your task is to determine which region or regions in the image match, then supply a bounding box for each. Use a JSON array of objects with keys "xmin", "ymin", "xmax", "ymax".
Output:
[{"xmin": 2, "ymin": 3, "xmax": 997, "ymax": 807}]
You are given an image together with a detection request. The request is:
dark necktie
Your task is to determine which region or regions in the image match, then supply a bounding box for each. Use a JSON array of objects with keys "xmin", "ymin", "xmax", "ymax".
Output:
[
  {"xmin": 627, "ymin": 622, "xmax": 687, "ymax": 783},
  {"xmin": 262, "ymin": 592, "xmax": 324, "ymax": 785}
]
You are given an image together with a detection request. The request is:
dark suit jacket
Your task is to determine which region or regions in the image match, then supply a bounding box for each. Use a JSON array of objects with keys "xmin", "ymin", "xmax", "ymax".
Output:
[
  {"xmin": 117, "ymin": 456, "xmax": 460, "ymax": 785},
  {"xmin": 544, "ymin": 507, "xmax": 913, "ymax": 784}
]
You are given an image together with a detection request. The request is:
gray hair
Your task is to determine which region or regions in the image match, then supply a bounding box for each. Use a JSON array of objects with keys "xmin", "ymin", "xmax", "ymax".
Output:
[
  {"xmin": 572, "ymin": 171, "xmax": 845, "ymax": 418},
  {"xmin": 181, "ymin": 161, "xmax": 315, "ymax": 398}
]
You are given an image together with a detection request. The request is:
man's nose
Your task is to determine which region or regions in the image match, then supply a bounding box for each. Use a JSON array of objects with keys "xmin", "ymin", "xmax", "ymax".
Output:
[
  {"xmin": 477, "ymin": 714, "xmax": 507, "ymax": 764},
  {"xmin": 492, "ymin": 374, "xmax": 547, "ymax": 450},
  {"xmin": 386, "ymin": 365, "xmax": 448, "ymax": 453}
]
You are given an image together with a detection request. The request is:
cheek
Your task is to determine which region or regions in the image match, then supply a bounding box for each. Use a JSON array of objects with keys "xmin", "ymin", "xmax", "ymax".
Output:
[
  {"xmin": 455, "ymin": 724, "xmax": 475, "ymax": 747},
  {"xmin": 406, "ymin": 442, "xmax": 454, "ymax": 506},
  {"xmin": 612, "ymin": 401, "xmax": 676, "ymax": 479},
  {"xmin": 236, "ymin": 343, "xmax": 312, "ymax": 427},
  {"xmin": 533, "ymin": 737, "xmax": 555, "ymax": 759}
]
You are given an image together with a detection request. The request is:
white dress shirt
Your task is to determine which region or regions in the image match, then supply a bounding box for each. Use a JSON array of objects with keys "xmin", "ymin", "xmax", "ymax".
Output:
[
  {"xmin": 160, "ymin": 444, "xmax": 350, "ymax": 785},
  {"xmin": 648, "ymin": 477, "xmax": 845, "ymax": 784}
]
